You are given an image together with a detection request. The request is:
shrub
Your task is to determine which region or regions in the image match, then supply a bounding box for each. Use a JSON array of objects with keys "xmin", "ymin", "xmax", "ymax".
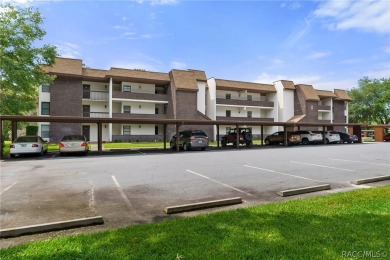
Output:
[{"xmin": 26, "ymin": 125, "xmax": 39, "ymax": 136}]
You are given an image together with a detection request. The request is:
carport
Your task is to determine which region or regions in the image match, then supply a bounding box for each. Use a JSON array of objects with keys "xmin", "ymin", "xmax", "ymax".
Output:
[{"xmin": 0, "ymin": 115, "xmax": 367, "ymax": 154}]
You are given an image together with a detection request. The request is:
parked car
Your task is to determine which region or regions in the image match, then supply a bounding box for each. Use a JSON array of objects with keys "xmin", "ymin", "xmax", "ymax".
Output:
[
  {"xmin": 296, "ymin": 130, "xmax": 323, "ymax": 145},
  {"xmin": 384, "ymin": 133, "xmax": 390, "ymax": 142},
  {"xmin": 59, "ymin": 135, "xmax": 89, "ymax": 155},
  {"xmin": 10, "ymin": 136, "xmax": 48, "ymax": 158},
  {"xmin": 313, "ymin": 131, "xmax": 341, "ymax": 144},
  {"xmin": 337, "ymin": 132, "xmax": 356, "ymax": 144},
  {"xmin": 264, "ymin": 131, "xmax": 301, "ymax": 146},
  {"xmin": 170, "ymin": 130, "xmax": 209, "ymax": 151},
  {"xmin": 221, "ymin": 128, "xmax": 253, "ymax": 147}
]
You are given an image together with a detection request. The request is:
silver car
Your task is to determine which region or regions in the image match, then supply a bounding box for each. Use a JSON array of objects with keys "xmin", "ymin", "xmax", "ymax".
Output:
[
  {"xmin": 59, "ymin": 135, "xmax": 89, "ymax": 155},
  {"xmin": 170, "ymin": 130, "xmax": 209, "ymax": 151},
  {"xmin": 10, "ymin": 136, "xmax": 48, "ymax": 158}
]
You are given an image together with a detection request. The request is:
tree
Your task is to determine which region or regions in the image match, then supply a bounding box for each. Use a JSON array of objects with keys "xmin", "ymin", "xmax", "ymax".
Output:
[
  {"xmin": 348, "ymin": 77, "xmax": 390, "ymax": 125},
  {"xmin": 0, "ymin": 4, "xmax": 57, "ymax": 116}
]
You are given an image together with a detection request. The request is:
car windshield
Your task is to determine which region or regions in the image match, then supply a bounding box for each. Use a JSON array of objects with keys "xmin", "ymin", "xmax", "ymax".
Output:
[
  {"xmin": 62, "ymin": 135, "xmax": 85, "ymax": 141},
  {"xmin": 14, "ymin": 137, "xmax": 38, "ymax": 142}
]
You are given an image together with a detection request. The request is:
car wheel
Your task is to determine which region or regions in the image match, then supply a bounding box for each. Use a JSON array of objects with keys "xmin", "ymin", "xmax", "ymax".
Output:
[
  {"xmin": 221, "ymin": 138, "xmax": 227, "ymax": 147},
  {"xmin": 60, "ymin": 152, "xmax": 65, "ymax": 156},
  {"xmin": 246, "ymin": 141, "xmax": 252, "ymax": 147},
  {"xmin": 265, "ymin": 139, "xmax": 270, "ymax": 145},
  {"xmin": 10, "ymin": 154, "xmax": 15, "ymax": 158},
  {"xmin": 302, "ymin": 138, "xmax": 309, "ymax": 145},
  {"xmin": 39, "ymin": 149, "xmax": 44, "ymax": 156},
  {"xmin": 201, "ymin": 147, "xmax": 206, "ymax": 151},
  {"xmin": 183, "ymin": 142, "xmax": 190, "ymax": 151},
  {"xmin": 170, "ymin": 142, "xmax": 176, "ymax": 150},
  {"xmin": 244, "ymin": 132, "xmax": 252, "ymax": 141},
  {"xmin": 326, "ymin": 138, "xmax": 330, "ymax": 144}
]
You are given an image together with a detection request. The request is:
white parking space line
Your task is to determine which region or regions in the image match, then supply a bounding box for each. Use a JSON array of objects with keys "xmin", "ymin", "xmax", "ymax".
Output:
[
  {"xmin": 329, "ymin": 158, "xmax": 390, "ymax": 167},
  {"xmin": 88, "ymin": 181, "xmax": 96, "ymax": 213},
  {"xmin": 112, "ymin": 175, "xmax": 136, "ymax": 210},
  {"xmin": 186, "ymin": 169, "xmax": 256, "ymax": 197},
  {"xmin": 290, "ymin": 161, "xmax": 356, "ymax": 172},
  {"xmin": 360, "ymin": 155, "xmax": 382, "ymax": 159},
  {"xmin": 137, "ymin": 150, "xmax": 146, "ymax": 155},
  {"xmin": 50, "ymin": 154, "xmax": 57, "ymax": 159},
  {"xmin": 0, "ymin": 182, "xmax": 17, "ymax": 196},
  {"xmin": 244, "ymin": 165, "xmax": 323, "ymax": 183}
]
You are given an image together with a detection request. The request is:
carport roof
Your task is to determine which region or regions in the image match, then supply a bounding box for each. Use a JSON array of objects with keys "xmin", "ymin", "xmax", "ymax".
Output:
[{"xmin": 0, "ymin": 115, "xmax": 367, "ymax": 127}]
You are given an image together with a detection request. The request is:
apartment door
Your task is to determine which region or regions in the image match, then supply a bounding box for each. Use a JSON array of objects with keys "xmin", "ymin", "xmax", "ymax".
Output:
[
  {"xmin": 83, "ymin": 84, "xmax": 90, "ymax": 99},
  {"xmin": 83, "ymin": 105, "xmax": 90, "ymax": 117},
  {"xmin": 82, "ymin": 125, "xmax": 90, "ymax": 141}
]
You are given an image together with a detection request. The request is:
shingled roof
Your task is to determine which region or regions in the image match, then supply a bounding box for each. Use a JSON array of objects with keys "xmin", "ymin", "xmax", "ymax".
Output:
[
  {"xmin": 43, "ymin": 57, "xmax": 83, "ymax": 77},
  {"xmin": 316, "ymin": 90, "xmax": 337, "ymax": 98},
  {"xmin": 169, "ymin": 70, "xmax": 199, "ymax": 91},
  {"xmin": 295, "ymin": 84, "xmax": 320, "ymax": 101},
  {"xmin": 107, "ymin": 68, "xmax": 170, "ymax": 83},
  {"xmin": 279, "ymin": 80, "xmax": 296, "ymax": 90},
  {"xmin": 334, "ymin": 89, "xmax": 353, "ymax": 101},
  {"xmin": 215, "ymin": 79, "xmax": 276, "ymax": 94}
]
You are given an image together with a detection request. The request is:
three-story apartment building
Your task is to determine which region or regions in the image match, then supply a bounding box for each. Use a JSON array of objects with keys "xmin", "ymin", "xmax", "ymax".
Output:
[{"xmin": 38, "ymin": 57, "xmax": 351, "ymax": 142}]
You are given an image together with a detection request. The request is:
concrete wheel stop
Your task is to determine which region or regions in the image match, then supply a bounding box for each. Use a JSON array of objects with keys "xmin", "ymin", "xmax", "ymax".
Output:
[
  {"xmin": 0, "ymin": 216, "xmax": 104, "ymax": 238},
  {"xmin": 164, "ymin": 197, "xmax": 243, "ymax": 214},
  {"xmin": 277, "ymin": 184, "xmax": 331, "ymax": 197}
]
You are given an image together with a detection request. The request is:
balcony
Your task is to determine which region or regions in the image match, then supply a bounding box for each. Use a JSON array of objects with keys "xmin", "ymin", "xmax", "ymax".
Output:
[
  {"xmin": 112, "ymin": 113, "xmax": 169, "ymax": 119},
  {"xmin": 83, "ymin": 91, "xmax": 109, "ymax": 101},
  {"xmin": 216, "ymin": 116, "xmax": 274, "ymax": 122},
  {"xmin": 216, "ymin": 98, "xmax": 274, "ymax": 108},
  {"xmin": 83, "ymin": 112, "xmax": 110, "ymax": 118},
  {"xmin": 112, "ymin": 91, "xmax": 169, "ymax": 102},
  {"xmin": 318, "ymin": 105, "xmax": 331, "ymax": 111}
]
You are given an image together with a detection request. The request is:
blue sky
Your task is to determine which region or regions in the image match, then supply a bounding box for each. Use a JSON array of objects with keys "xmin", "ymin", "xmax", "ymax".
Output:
[{"xmin": 4, "ymin": 0, "xmax": 390, "ymax": 91}]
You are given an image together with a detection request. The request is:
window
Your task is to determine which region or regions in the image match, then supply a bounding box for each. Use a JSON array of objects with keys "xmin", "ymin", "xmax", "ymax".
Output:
[
  {"xmin": 247, "ymin": 111, "xmax": 252, "ymax": 118},
  {"xmin": 123, "ymin": 126, "xmax": 131, "ymax": 135},
  {"xmin": 123, "ymin": 85, "xmax": 131, "ymax": 92},
  {"xmin": 155, "ymin": 108, "xmax": 159, "ymax": 114},
  {"xmin": 247, "ymin": 95, "xmax": 252, "ymax": 101},
  {"xmin": 226, "ymin": 110, "xmax": 231, "ymax": 117},
  {"xmin": 226, "ymin": 93, "xmax": 231, "ymax": 100},
  {"xmin": 42, "ymin": 84, "xmax": 50, "ymax": 92},
  {"xmin": 41, "ymin": 125, "xmax": 50, "ymax": 138},
  {"xmin": 155, "ymin": 126, "xmax": 159, "ymax": 135},
  {"xmin": 41, "ymin": 102, "xmax": 50, "ymax": 115},
  {"xmin": 123, "ymin": 106, "xmax": 131, "ymax": 113}
]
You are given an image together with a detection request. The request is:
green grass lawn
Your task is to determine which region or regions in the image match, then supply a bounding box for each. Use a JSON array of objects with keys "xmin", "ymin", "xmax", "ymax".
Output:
[{"xmin": 1, "ymin": 186, "xmax": 389, "ymax": 259}]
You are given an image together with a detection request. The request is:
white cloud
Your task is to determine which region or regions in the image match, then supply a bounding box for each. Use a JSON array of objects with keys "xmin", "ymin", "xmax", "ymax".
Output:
[
  {"xmin": 56, "ymin": 42, "xmax": 81, "ymax": 59},
  {"xmin": 170, "ymin": 61, "xmax": 187, "ymax": 70},
  {"xmin": 284, "ymin": 17, "xmax": 313, "ymax": 47},
  {"xmin": 1, "ymin": 0, "xmax": 61, "ymax": 6},
  {"xmin": 382, "ymin": 46, "xmax": 390, "ymax": 54},
  {"xmin": 306, "ymin": 51, "xmax": 331, "ymax": 60},
  {"xmin": 131, "ymin": 0, "xmax": 178, "ymax": 5},
  {"xmin": 280, "ymin": 2, "xmax": 302, "ymax": 10},
  {"xmin": 314, "ymin": 0, "xmax": 390, "ymax": 34},
  {"xmin": 255, "ymin": 72, "xmax": 357, "ymax": 90}
]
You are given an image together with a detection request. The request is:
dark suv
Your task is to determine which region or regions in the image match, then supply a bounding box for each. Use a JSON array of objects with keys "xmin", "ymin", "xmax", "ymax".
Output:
[
  {"xmin": 264, "ymin": 131, "xmax": 301, "ymax": 146},
  {"xmin": 170, "ymin": 130, "xmax": 209, "ymax": 151},
  {"xmin": 221, "ymin": 128, "xmax": 253, "ymax": 147}
]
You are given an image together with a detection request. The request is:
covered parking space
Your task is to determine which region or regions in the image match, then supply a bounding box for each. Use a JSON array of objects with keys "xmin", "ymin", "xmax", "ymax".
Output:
[{"xmin": 0, "ymin": 115, "xmax": 367, "ymax": 154}]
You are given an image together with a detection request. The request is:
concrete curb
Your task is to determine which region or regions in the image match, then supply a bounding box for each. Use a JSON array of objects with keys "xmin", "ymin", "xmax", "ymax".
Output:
[
  {"xmin": 0, "ymin": 216, "xmax": 104, "ymax": 238},
  {"xmin": 164, "ymin": 197, "xmax": 243, "ymax": 214},
  {"xmin": 277, "ymin": 184, "xmax": 331, "ymax": 197},
  {"xmin": 350, "ymin": 175, "xmax": 390, "ymax": 185}
]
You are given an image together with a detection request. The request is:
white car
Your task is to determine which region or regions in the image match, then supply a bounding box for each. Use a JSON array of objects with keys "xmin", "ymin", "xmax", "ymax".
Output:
[
  {"xmin": 10, "ymin": 136, "xmax": 48, "ymax": 158},
  {"xmin": 59, "ymin": 135, "xmax": 89, "ymax": 155},
  {"xmin": 314, "ymin": 131, "xmax": 341, "ymax": 144},
  {"xmin": 297, "ymin": 130, "xmax": 323, "ymax": 144}
]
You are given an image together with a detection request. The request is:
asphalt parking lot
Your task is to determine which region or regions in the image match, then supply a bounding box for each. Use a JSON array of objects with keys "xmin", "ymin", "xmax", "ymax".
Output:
[{"xmin": 1, "ymin": 142, "xmax": 389, "ymax": 248}]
